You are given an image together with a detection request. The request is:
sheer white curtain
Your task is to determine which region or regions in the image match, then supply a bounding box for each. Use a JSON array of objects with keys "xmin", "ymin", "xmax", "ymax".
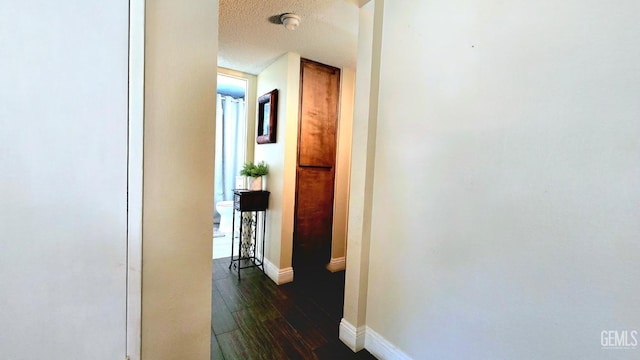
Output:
[{"xmin": 214, "ymin": 94, "xmax": 246, "ymax": 221}]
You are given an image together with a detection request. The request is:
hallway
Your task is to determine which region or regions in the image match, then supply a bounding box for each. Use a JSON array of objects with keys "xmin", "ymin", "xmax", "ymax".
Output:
[{"xmin": 211, "ymin": 258, "xmax": 376, "ymax": 359}]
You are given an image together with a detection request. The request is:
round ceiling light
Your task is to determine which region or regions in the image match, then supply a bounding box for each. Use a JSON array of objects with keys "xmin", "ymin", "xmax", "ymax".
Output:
[{"xmin": 280, "ymin": 13, "xmax": 301, "ymax": 31}]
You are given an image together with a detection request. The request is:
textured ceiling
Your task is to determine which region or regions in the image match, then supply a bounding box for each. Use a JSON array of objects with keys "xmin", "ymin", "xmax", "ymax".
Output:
[{"xmin": 218, "ymin": 0, "xmax": 360, "ymax": 75}]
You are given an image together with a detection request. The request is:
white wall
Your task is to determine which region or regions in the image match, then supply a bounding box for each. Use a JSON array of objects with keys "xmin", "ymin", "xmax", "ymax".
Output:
[
  {"xmin": 330, "ymin": 68, "xmax": 356, "ymax": 268},
  {"xmin": 141, "ymin": 0, "xmax": 218, "ymax": 359},
  {"xmin": 255, "ymin": 52, "xmax": 301, "ymax": 279},
  {"xmin": 364, "ymin": 0, "xmax": 640, "ymax": 359},
  {"xmin": 0, "ymin": 1, "xmax": 129, "ymax": 359}
]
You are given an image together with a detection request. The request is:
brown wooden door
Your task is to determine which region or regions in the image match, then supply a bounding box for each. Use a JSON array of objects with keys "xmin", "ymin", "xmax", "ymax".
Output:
[{"xmin": 294, "ymin": 59, "xmax": 341, "ymax": 270}]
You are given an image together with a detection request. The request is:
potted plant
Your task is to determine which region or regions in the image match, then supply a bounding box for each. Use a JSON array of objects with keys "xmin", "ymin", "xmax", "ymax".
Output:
[{"xmin": 240, "ymin": 161, "xmax": 269, "ymax": 190}]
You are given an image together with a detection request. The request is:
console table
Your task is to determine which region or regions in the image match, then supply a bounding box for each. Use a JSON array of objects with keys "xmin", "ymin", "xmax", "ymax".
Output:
[{"xmin": 228, "ymin": 190, "xmax": 269, "ymax": 280}]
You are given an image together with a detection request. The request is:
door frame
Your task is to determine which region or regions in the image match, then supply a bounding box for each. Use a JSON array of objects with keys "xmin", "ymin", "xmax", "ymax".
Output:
[
  {"xmin": 126, "ymin": 0, "xmax": 145, "ymax": 358},
  {"xmin": 216, "ymin": 68, "xmax": 258, "ymax": 165}
]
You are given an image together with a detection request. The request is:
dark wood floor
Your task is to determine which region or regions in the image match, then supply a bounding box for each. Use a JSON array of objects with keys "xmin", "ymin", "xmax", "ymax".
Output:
[{"xmin": 211, "ymin": 257, "xmax": 377, "ymax": 360}]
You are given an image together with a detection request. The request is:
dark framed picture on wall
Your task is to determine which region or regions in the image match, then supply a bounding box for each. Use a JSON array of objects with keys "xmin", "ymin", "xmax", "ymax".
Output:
[{"xmin": 256, "ymin": 89, "xmax": 278, "ymax": 144}]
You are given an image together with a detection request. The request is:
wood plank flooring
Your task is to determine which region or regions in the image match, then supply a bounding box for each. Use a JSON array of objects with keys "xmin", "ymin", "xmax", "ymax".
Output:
[{"xmin": 212, "ymin": 257, "xmax": 377, "ymax": 360}]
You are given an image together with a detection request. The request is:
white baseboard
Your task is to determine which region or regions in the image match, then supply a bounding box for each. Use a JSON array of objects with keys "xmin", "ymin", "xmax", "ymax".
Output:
[
  {"xmin": 365, "ymin": 326, "xmax": 412, "ymax": 360},
  {"xmin": 326, "ymin": 256, "xmax": 346, "ymax": 272},
  {"xmin": 339, "ymin": 318, "xmax": 366, "ymax": 352},
  {"xmin": 339, "ymin": 319, "xmax": 413, "ymax": 359},
  {"xmin": 264, "ymin": 258, "xmax": 294, "ymax": 285}
]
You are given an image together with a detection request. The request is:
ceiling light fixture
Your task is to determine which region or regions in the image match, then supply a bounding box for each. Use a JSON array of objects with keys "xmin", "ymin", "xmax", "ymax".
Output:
[{"xmin": 280, "ymin": 13, "xmax": 301, "ymax": 31}]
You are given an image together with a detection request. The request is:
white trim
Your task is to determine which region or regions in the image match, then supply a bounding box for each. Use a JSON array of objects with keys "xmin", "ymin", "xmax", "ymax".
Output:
[
  {"xmin": 339, "ymin": 318, "xmax": 366, "ymax": 352},
  {"xmin": 339, "ymin": 320, "xmax": 413, "ymax": 359},
  {"xmin": 365, "ymin": 326, "xmax": 412, "ymax": 360},
  {"xmin": 264, "ymin": 258, "xmax": 294, "ymax": 285},
  {"xmin": 326, "ymin": 256, "xmax": 346, "ymax": 272},
  {"xmin": 126, "ymin": 0, "xmax": 145, "ymax": 359}
]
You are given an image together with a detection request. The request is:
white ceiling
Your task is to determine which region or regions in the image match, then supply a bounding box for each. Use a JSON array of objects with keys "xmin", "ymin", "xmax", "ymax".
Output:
[{"xmin": 218, "ymin": 0, "xmax": 360, "ymax": 75}]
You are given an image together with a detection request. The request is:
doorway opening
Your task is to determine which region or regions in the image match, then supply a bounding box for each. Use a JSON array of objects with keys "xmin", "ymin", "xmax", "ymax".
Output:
[{"xmin": 212, "ymin": 73, "xmax": 248, "ymax": 260}]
